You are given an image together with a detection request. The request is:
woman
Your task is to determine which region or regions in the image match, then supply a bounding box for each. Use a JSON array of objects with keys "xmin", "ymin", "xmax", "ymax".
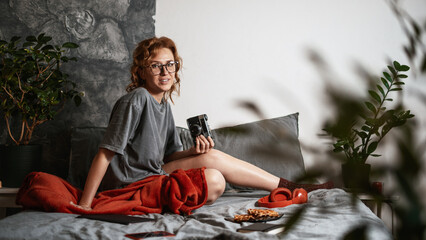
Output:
[{"xmin": 75, "ymin": 36, "xmax": 331, "ymax": 210}]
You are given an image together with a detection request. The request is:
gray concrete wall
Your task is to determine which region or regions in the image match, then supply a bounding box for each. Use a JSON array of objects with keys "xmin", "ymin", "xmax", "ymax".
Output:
[{"xmin": 0, "ymin": 0, "xmax": 156, "ymax": 177}]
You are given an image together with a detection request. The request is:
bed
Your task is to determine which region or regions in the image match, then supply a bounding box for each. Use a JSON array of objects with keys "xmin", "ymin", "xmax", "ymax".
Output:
[{"xmin": 0, "ymin": 113, "xmax": 393, "ymax": 239}]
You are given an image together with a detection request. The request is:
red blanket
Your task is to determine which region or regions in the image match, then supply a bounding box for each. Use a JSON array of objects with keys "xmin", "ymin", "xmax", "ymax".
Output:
[{"xmin": 15, "ymin": 168, "xmax": 208, "ymax": 215}]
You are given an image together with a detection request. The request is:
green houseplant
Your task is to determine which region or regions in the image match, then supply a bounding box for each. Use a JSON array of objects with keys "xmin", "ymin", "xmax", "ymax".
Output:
[
  {"xmin": 325, "ymin": 61, "xmax": 414, "ymax": 189},
  {"xmin": 0, "ymin": 33, "xmax": 81, "ymax": 187}
]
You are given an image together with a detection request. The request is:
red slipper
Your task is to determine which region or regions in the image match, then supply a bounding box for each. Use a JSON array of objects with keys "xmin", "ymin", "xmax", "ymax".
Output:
[
  {"xmin": 269, "ymin": 187, "xmax": 292, "ymax": 202},
  {"xmin": 292, "ymin": 188, "xmax": 308, "ymax": 204},
  {"xmin": 257, "ymin": 188, "xmax": 308, "ymax": 208}
]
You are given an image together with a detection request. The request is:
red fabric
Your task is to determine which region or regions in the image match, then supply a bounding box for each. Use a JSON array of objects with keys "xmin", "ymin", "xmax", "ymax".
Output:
[
  {"xmin": 257, "ymin": 187, "xmax": 307, "ymax": 208},
  {"xmin": 269, "ymin": 188, "xmax": 291, "ymax": 202},
  {"xmin": 15, "ymin": 168, "xmax": 208, "ymax": 215}
]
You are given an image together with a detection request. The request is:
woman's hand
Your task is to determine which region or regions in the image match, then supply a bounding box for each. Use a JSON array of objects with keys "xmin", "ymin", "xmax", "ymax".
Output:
[
  {"xmin": 163, "ymin": 135, "xmax": 215, "ymax": 163},
  {"xmin": 191, "ymin": 135, "xmax": 214, "ymax": 155},
  {"xmin": 70, "ymin": 201, "xmax": 92, "ymax": 211}
]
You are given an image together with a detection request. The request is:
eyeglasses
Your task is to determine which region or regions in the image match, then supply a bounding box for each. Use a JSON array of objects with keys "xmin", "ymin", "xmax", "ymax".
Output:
[{"xmin": 144, "ymin": 61, "xmax": 179, "ymax": 76}]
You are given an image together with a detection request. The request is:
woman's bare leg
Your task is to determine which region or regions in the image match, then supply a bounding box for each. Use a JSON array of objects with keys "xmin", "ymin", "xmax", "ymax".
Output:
[{"xmin": 163, "ymin": 149, "xmax": 280, "ymax": 191}]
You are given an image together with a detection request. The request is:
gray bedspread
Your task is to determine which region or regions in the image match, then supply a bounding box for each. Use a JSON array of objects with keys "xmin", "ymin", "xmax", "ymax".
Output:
[{"xmin": 0, "ymin": 188, "xmax": 392, "ymax": 240}]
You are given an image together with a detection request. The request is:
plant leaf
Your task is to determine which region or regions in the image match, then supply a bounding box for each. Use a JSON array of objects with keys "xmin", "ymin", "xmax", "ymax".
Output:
[
  {"xmin": 73, "ymin": 95, "xmax": 82, "ymax": 106},
  {"xmin": 381, "ymin": 78, "xmax": 390, "ymax": 89},
  {"xmin": 23, "ymin": 41, "xmax": 35, "ymax": 47},
  {"xmin": 377, "ymin": 85, "xmax": 385, "ymax": 97},
  {"xmin": 333, "ymin": 148, "xmax": 343, "ymax": 153},
  {"xmin": 62, "ymin": 42, "xmax": 79, "ymax": 48},
  {"xmin": 368, "ymin": 90, "xmax": 381, "ymax": 103},
  {"xmin": 37, "ymin": 33, "xmax": 46, "ymax": 42},
  {"xmin": 393, "ymin": 61, "xmax": 401, "ymax": 70},
  {"xmin": 399, "ymin": 65, "xmax": 410, "ymax": 71},
  {"xmin": 383, "ymin": 72, "xmax": 392, "ymax": 82},
  {"xmin": 11, "ymin": 36, "xmax": 21, "ymax": 42},
  {"xmin": 367, "ymin": 141, "xmax": 378, "ymax": 154},
  {"xmin": 365, "ymin": 118, "xmax": 376, "ymax": 127},
  {"xmin": 393, "ymin": 82, "xmax": 405, "ymax": 85},
  {"xmin": 41, "ymin": 36, "xmax": 52, "ymax": 44},
  {"xmin": 421, "ymin": 55, "xmax": 426, "ymax": 73},
  {"xmin": 355, "ymin": 130, "xmax": 368, "ymax": 139},
  {"xmin": 387, "ymin": 65, "xmax": 396, "ymax": 75},
  {"xmin": 365, "ymin": 101, "xmax": 376, "ymax": 114},
  {"xmin": 25, "ymin": 36, "xmax": 37, "ymax": 42},
  {"xmin": 41, "ymin": 45, "xmax": 54, "ymax": 51},
  {"xmin": 361, "ymin": 126, "xmax": 370, "ymax": 132}
]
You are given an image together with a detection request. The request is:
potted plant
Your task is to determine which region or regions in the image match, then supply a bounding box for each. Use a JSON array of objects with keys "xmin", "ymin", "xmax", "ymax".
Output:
[
  {"xmin": 0, "ymin": 33, "xmax": 82, "ymax": 187},
  {"xmin": 324, "ymin": 61, "xmax": 414, "ymax": 189}
]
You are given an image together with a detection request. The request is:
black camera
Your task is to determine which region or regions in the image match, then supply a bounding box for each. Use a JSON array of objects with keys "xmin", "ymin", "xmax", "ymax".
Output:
[{"xmin": 186, "ymin": 114, "xmax": 212, "ymax": 145}]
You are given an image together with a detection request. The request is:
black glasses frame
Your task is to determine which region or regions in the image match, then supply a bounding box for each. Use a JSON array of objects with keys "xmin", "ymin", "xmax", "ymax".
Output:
[{"xmin": 144, "ymin": 61, "xmax": 179, "ymax": 76}]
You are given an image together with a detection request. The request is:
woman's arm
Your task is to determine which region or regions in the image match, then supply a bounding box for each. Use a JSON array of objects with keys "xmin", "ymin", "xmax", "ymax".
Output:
[
  {"xmin": 74, "ymin": 148, "xmax": 115, "ymax": 210},
  {"xmin": 164, "ymin": 135, "xmax": 214, "ymax": 163}
]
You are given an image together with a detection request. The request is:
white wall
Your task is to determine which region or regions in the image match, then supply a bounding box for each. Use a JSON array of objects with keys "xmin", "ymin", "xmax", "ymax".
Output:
[{"xmin": 155, "ymin": 0, "xmax": 426, "ymax": 171}]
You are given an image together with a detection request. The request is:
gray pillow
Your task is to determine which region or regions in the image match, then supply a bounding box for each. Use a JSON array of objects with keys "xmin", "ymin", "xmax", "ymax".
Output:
[
  {"xmin": 179, "ymin": 113, "xmax": 306, "ymax": 190},
  {"xmin": 67, "ymin": 127, "xmax": 106, "ymax": 189},
  {"xmin": 176, "ymin": 126, "xmax": 193, "ymax": 150},
  {"xmin": 213, "ymin": 113, "xmax": 305, "ymax": 190}
]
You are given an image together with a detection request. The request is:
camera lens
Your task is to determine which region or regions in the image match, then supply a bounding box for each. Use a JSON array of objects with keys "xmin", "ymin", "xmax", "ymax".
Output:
[{"xmin": 190, "ymin": 124, "xmax": 202, "ymax": 136}]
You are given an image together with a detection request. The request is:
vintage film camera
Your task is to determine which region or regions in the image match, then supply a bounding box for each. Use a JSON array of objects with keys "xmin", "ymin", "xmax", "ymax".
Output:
[{"xmin": 186, "ymin": 114, "xmax": 212, "ymax": 145}]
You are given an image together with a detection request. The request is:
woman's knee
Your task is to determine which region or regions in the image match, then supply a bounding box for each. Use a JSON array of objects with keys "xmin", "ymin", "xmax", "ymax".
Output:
[{"xmin": 204, "ymin": 168, "xmax": 226, "ymax": 204}]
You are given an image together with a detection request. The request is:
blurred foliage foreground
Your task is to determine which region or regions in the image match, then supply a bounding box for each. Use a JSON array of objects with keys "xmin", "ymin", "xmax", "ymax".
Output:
[
  {"xmin": 239, "ymin": 1, "xmax": 426, "ymax": 239},
  {"xmin": 309, "ymin": 1, "xmax": 425, "ymax": 239}
]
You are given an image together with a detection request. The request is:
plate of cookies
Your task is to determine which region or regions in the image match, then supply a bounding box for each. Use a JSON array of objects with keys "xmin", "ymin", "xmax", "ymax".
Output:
[{"xmin": 225, "ymin": 208, "xmax": 283, "ymax": 223}]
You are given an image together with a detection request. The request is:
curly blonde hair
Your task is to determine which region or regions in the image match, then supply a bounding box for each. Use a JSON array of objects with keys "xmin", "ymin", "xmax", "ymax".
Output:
[{"xmin": 127, "ymin": 36, "xmax": 182, "ymax": 103}]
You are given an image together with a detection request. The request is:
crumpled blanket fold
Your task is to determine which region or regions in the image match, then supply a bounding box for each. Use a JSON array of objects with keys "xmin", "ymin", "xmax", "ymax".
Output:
[{"xmin": 15, "ymin": 168, "xmax": 207, "ymax": 215}]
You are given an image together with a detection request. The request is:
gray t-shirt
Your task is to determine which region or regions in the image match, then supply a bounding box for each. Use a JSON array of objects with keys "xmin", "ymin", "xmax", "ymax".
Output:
[{"xmin": 99, "ymin": 87, "xmax": 183, "ymax": 190}]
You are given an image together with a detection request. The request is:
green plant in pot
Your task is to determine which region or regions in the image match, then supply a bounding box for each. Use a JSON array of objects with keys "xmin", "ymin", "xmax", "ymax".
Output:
[
  {"xmin": 324, "ymin": 61, "xmax": 414, "ymax": 190},
  {"xmin": 0, "ymin": 33, "xmax": 82, "ymax": 187}
]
